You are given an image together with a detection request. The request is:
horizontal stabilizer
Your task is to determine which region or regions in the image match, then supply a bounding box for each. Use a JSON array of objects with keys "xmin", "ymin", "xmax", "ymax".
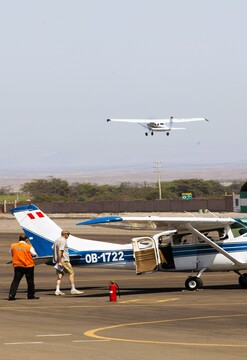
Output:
[{"xmin": 34, "ymin": 256, "xmax": 54, "ymax": 265}]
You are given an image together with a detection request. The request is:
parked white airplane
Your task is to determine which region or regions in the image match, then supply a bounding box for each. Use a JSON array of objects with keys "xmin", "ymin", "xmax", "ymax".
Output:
[
  {"xmin": 107, "ymin": 117, "xmax": 208, "ymax": 136},
  {"xmin": 10, "ymin": 204, "xmax": 247, "ymax": 291}
]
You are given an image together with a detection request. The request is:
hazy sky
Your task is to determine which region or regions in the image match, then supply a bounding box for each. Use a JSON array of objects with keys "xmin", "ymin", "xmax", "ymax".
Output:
[{"xmin": 0, "ymin": 0, "xmax": 246, "ymax": 178}]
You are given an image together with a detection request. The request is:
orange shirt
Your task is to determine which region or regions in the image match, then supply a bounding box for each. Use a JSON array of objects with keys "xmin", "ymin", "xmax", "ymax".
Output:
[{"xmin": 10, "ymin": 241, "xmax": 35, "ymax": 268}]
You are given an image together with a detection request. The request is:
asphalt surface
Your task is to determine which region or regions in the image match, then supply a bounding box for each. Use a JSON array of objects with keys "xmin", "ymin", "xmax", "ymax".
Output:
[{"xmin": 1, "ymin": 222, "xmax": 247, "ymax": 360}]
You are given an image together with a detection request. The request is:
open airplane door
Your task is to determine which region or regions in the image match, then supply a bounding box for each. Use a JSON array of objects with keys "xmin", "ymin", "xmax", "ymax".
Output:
[{"xmin": 132, "ymin": 236, "xmax": 159, "ymax": 275}]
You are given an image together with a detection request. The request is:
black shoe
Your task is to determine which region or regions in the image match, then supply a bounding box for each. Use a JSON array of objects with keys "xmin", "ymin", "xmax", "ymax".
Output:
[
  {"xmin": 8, "ymin": 295, "xmax": 16, "ymax": 301},
  {"xmin": 27, "ymin": 296, "xmax": 39, "ymax": 300}
]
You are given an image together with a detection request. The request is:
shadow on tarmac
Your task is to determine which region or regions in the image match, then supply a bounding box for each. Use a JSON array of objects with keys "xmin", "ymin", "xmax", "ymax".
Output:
[{"xmin": 33, "ymin": 283, "xmax": 244, "ymax": 298}]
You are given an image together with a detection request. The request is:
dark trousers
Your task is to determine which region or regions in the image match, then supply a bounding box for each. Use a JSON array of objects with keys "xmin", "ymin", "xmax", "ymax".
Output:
[{"xmin": 9, "ymin": 266, "xmax": 35, "ymax": 299}]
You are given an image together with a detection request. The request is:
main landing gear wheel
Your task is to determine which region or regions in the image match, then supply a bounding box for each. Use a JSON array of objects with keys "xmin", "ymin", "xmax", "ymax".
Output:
[
  {"xmin": 185, "ymin": 276, "xmax": 203, "ymax": 291},
  {"xmin": 145, "ymin": 132, "xmax": 148, "ymax": 136},
  {"xmin": 238, "ymin": 273, "xmax": 247, "ymax": 288}
]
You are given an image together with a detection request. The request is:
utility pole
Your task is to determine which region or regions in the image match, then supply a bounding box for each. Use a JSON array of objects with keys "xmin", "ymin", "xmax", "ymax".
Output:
[{"xmin": 155, "ymin": 161, "xmax": 162, "ymax": 200}]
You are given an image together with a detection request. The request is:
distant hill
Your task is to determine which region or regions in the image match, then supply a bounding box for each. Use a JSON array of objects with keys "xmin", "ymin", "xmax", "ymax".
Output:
[{"xmin": 0, "ymin": 162, "xmax": 247, "ymax": 191}]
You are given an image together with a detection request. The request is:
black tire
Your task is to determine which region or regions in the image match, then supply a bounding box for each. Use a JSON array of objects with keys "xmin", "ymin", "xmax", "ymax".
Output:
[
  {"xmin": 185, "ymin": 276, "xmax": 203, "ymax": 291},
  {"xmin": 239, "ymin": 273, "xmax": 247, "ymax": 288}
]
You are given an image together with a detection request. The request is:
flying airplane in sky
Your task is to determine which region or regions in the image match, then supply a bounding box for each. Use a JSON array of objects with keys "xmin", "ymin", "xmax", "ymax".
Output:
[
  {"xmin": 10, "ymin": 204, "xmax": 247, "ymax": 291},
  {"xmin": 107, "ymin": 117, "xmax": 208, "ymax": 136}
]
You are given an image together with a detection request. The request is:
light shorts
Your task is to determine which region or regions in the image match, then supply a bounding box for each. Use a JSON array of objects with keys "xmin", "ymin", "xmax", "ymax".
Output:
[{"xmin": 57, "ymin": 261, "xmax": 74, "ymax": 277}]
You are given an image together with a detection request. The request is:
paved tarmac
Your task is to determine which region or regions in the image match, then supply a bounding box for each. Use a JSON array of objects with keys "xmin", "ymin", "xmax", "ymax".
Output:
[{"xmin": 1, "ymin": 216, "xmax": 247, "ymax": 360}]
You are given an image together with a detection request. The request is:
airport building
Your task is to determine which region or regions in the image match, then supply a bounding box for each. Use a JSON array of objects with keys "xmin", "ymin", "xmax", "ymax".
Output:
[{"xmin": 233, "ymin": 182, "xmax": 247, "ymax": 213}]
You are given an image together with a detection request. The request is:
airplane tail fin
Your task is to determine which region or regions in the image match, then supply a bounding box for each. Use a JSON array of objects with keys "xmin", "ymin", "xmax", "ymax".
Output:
[
  {"xmin": 169, "ymin": 116, "xmax": 186, "ymax": 130},
  {"xmin": 169, "ymin": 116, "xmax": 173, "ymax": 129},
  {"xmin": 10, "ymin": 204, "xmax": 128, "ymax": 261},
  {"xmin": 10, "ymin": 204, "xmax": 62, "ymax": 257}
]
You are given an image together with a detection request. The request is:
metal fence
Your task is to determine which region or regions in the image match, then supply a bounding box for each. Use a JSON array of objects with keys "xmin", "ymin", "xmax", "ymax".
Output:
[{"xmin": 3, "ymin": 196, "xmax": 233, "ymax": 214}]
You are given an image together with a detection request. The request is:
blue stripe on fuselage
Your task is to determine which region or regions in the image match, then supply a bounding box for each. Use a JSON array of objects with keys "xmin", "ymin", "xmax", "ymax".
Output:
[
  {"xmin": 172, "ymin": 242, "xmax": 247, "ymax": 258},
  {"xmin": 69, "ymin": 249, "xmax": 134, "ymax": 266},
  {"xmin": 23, "ymin": 228, "xmax": 134, "ymax": 265}
]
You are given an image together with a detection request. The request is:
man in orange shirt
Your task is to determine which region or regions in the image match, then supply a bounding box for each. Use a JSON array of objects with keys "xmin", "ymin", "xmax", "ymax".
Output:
[{"xmin": 8, "ymin": 234, "xmax": 39, "ymax": 301}]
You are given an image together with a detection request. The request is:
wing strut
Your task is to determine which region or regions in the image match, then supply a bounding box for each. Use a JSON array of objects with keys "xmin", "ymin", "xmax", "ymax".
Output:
[{"xmin": 186, "ymin": 224, "xmax": 243, "ymax": 266}]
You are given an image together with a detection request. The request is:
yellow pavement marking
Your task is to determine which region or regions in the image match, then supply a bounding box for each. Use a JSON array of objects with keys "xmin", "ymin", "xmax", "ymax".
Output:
[
  {"xmin": 0, "ymin": 298, "xmax": 180, "ymax": 309},
  {"xmin": 156, "ymin": 298, "xmax": 179, "ymax": 303},
  {"xmin": 2, "ymin": 300, "xmax": 247, "ymax": 310},
  {"xmin": 119, "ymin": 298, "xmax": 179, "ymax": 304},
  {"xmin": 84, "ymin": 313, "xmax": 247, "ymax": 347}
]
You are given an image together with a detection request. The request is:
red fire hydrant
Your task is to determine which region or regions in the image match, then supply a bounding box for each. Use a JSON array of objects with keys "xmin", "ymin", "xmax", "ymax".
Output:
[{"xmin": 109, "ymin": 281, "xmax": 119, "ymax": 302}]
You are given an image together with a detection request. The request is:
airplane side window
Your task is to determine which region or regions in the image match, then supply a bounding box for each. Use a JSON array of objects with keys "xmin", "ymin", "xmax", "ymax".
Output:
[
  {"xmin": 239, "ymin": 228, "xmax": 247, "ymax": 236},
  {"xmin": 172, "ymin": 234, "xmax": 181, "ymax": 245},
  {"xmin": 230, "ymin": 220, "xmax": 247, "ymax": 238},
  {"xmin": 158, "ymin": 235, "xmax": 170, "ymax": 246},
  {"xmin": 173, "ymin": 233, "xmax": 193, "ymax": 245},
  {"xmin": 201, "ymin": 229, "xmax": 228, "ymax": 242}
]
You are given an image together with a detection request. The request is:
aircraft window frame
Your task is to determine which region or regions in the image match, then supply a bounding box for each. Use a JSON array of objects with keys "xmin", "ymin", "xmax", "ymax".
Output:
[
  {"xmin": 158, "ymin": 234, "xmax": 171, "ymax": 246},
  {"xmin": 172, "ymin": 228, "xmax": 229, "ymax": 245},
  {"xmin": 230, "ymin": 219, "xmax": 247, "ymax": 238},
  {"xmin": 200, "ymin": 229, "xmax": 228, "ymax": 243}
]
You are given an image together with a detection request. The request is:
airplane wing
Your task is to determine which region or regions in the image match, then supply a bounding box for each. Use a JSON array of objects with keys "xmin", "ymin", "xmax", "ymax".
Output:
[
  {"xmin": 78, "ymin": 215, "xmax": 234, "ymax": 232},
  {"xmin": 171, "ymin": 118, "xmax": 208, "ymax": 123},
  {"xmin": 107, "ymin": 118, "xmax": 208, "ymax": 124},
  {"xmin": 79, "ymin": 215, "xmax": 247, "ymax": 268},
  {"xmin": 79, "ymin": 216, "xmax": 246, "ymax": 266},
  {"xmin": 107, "ymin": 119, "xmax": 154, "ymax": 124}
]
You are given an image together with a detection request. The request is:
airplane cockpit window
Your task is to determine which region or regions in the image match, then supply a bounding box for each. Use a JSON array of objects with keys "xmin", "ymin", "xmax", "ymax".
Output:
[{"xmin": 231, "ymin": 219, "xmax": 247, "ymax": 238}]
